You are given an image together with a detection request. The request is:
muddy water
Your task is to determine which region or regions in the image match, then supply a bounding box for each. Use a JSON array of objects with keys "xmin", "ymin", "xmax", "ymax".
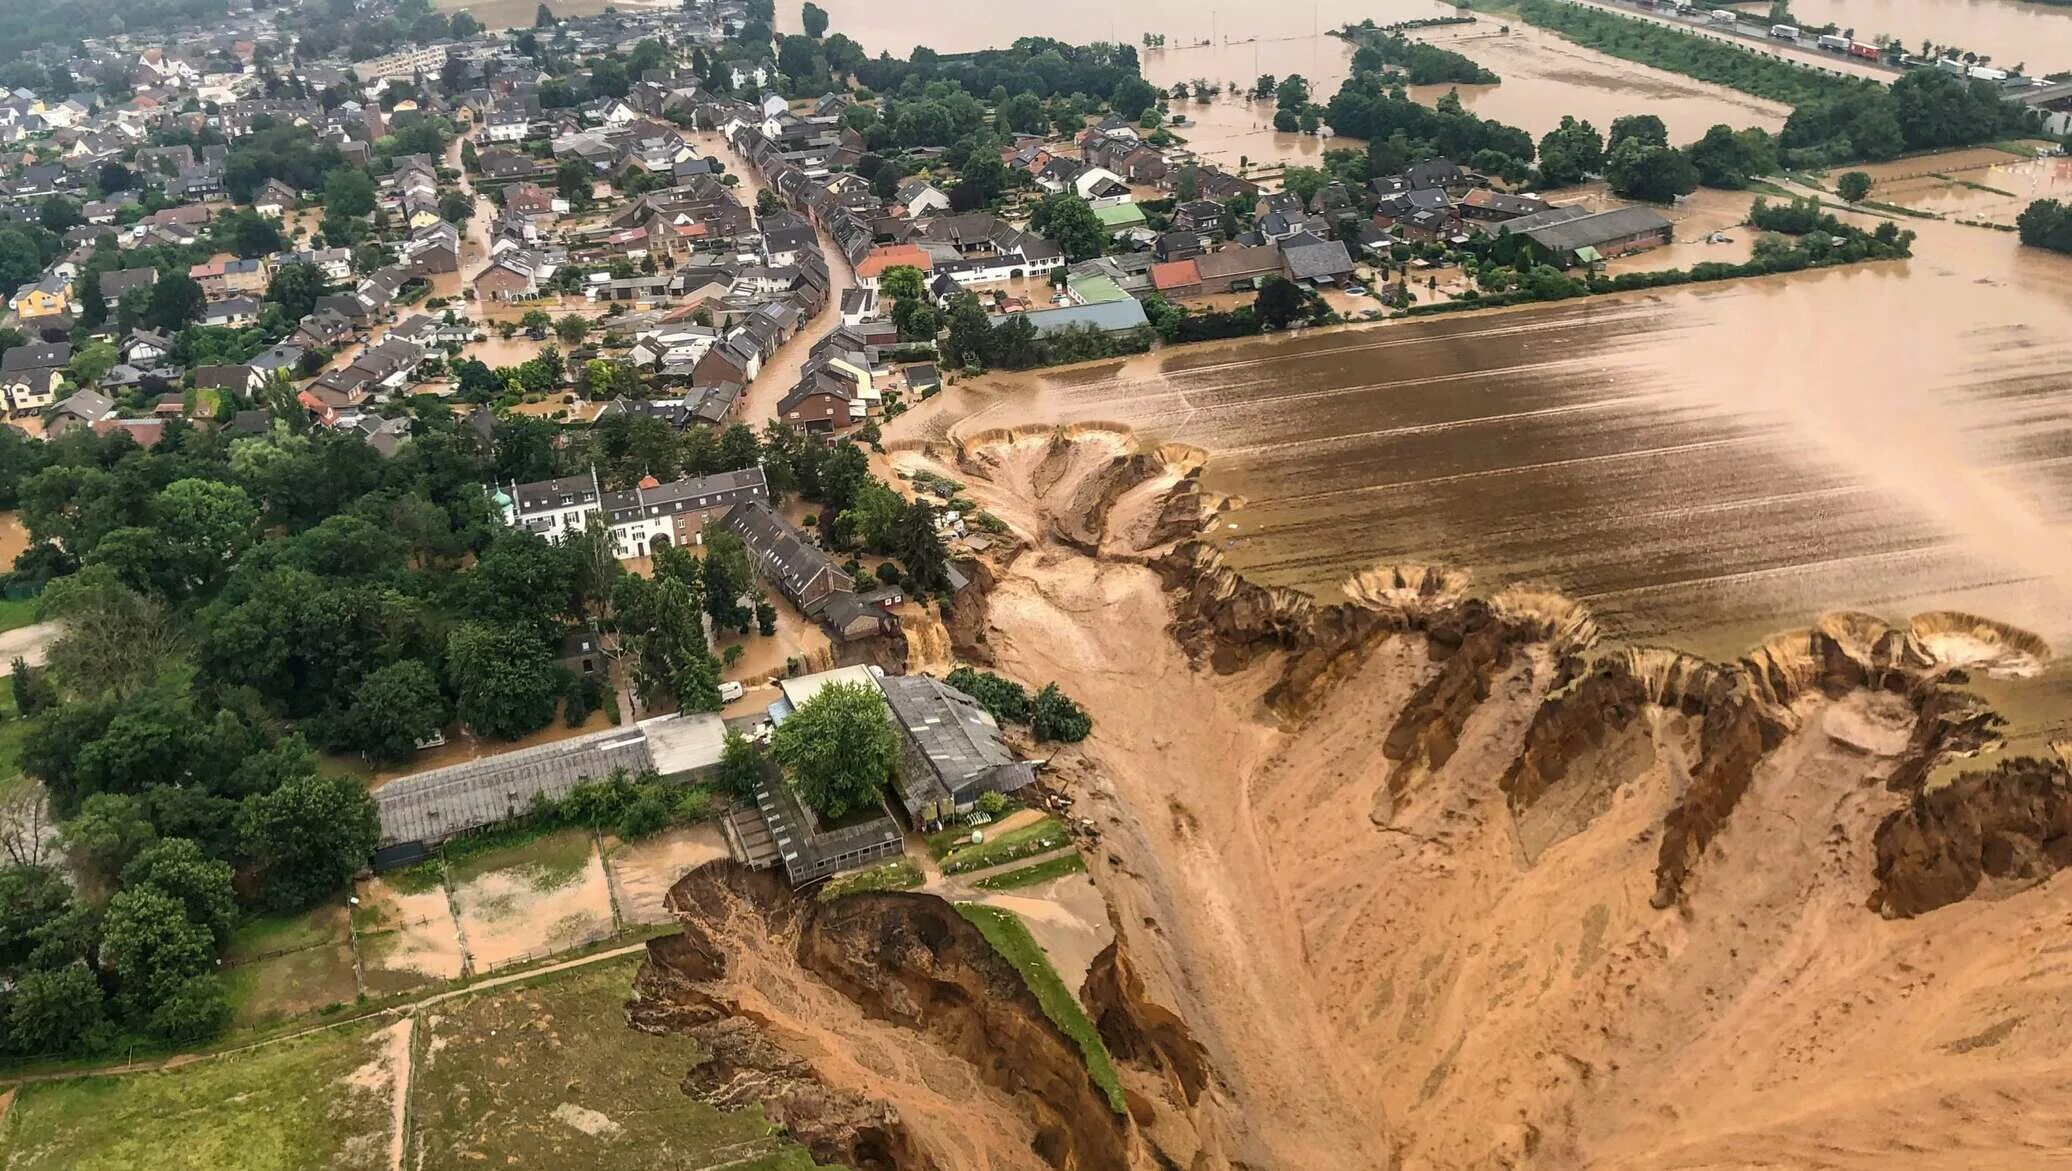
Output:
[
  {"xmin": 1777, "ymin": 0, "xmax": 2072, "ymax": 72},
  {"xmin": 1406, "ymin": 25, "xmax": 1791, "ymax": 137},
  {"xmin": 923, "ymin": 216, "xmax": 2072, "ymax": 749}
]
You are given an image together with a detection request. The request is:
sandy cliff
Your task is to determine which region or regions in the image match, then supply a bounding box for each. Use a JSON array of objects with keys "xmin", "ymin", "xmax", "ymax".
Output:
[{"xmin": 889, "ymin": 425, "xmax": 2072, "ymax": 1171}]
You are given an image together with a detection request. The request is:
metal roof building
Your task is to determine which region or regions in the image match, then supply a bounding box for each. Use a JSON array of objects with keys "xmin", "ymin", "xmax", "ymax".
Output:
[
  {"xmin": 373, "ymin": 728, "xmax": 655, "ymax": 847},
  {"xmin": 878, "ymin": 674, "xmax": 1037, "ymax": 821},
  {"xmin": 991, "ymin": 297, "xmax": 1150, "ymax": 336}
]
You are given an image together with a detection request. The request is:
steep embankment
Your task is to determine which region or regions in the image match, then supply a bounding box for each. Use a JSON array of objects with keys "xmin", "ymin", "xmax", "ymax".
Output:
[
  {"xmin": 628, "ymin": 863, "xmax": 1217, "ymax": 1171},
  {"xmin": 906, "ymin": 425, "xmax": 2072, "ymax": 1170}
]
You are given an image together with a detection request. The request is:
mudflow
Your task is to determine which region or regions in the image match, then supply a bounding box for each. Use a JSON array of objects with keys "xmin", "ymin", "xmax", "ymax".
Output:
[{"xmin": 632, "ymin": 426, "xmax": 2072, "ymax": 1171}]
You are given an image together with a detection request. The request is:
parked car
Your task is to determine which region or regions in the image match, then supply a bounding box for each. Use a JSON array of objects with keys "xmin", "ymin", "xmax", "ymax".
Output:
[{"xmin": 718, "ymin": 680, "xmax": 746, "ymax": 703}]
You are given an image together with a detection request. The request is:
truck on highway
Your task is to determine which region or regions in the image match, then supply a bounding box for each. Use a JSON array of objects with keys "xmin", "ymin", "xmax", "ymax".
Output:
[
  {"xmin": 1846, "ymin": 42, "xmax": 1881, "ymax": 61},
  {"xmin": 1769, "ymin": 23, "xmax": 1800, "ymax": 40},
  {"xmin": 1816, "ymin": 33, "xmax": 1850, "ymax": 52}
]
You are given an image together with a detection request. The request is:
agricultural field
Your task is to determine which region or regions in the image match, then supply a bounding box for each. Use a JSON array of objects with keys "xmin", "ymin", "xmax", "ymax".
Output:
[
  {"xmin": 410, "ymin": 959, "xmax": 835, "ymax": 1171},
  {"xmin": 0, "ymin": 1020, "xmax": 401, "ymax": 1171}
]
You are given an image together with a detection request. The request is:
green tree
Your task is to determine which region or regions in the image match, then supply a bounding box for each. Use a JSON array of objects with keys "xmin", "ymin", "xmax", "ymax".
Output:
[
  {"xmin": 342, "ymin": 660, "xmax": 448, "ymax": 763},
  {"xmin": 267, "ymin": 263, "xmax": 331, "ymax": 321},
  {"xmin": 801, "ymin": 0, "xmax": 828, "ymax": 37},
  {"xmin": 1027, "ymin": 192, "xmax": 1105, "ymax": 262},
  {"xmin": 0, "ymin": 865, "xmax": 74, "ymax": 967},
  {"xmin": 143, "ymin": 273, "xmax": 205, "ymax": 333},
  {"xmin": 1254, "ymin": 276, "xmax": 1308, "ymax": 330},
  {"xmin": 322, "ymin": 167, "xmax": 377, "ymax": 218},
  {"xmin": 769, "ymin": 681, "xmax": 898, "ymax": 819},
  {"xmin": 554, "ymin": 314, "xmax": 592, "ymax": 346},
  {"xmin": 1274, "ymin": 74, "xmax": 1309, "ymax": 109},
  {"xmin": 2017, "ymin": 199, "xmax": 2072, "ymax": 254},
  {"xmin": 1536, "ymin": 115, "xmax": 1603, "ymax": 188},
  {"xmin": 1031, "ymin": 682, "xmax": 1092, "ymax": 743},
  {"xmin": 62, "ymin": 793, "xmax": 158, "ymax": 881},
  {"xmin": 7, "ymin": 965, "xmax": 107, "ymax": 1055},
  {"xmin": 946, "ymin": 666, "xmax": 1031, "ymax": 723},
  {"xmin": 1835, "ymin": 170, "xmax": 1873, "ymax": 203},
  {"xmin": 446, "ymin": 622, "xmax": 560, "ymax": 740},
  {"xmin": 98, "ymin": 885, "xmax": 214, "ymax": 1022},
  {"xmin": 715, "ymin": 728, "xmax": 765, "ymax": 796},
  {"xmin": 122, "ymin": 837, "xmax": 237, "ymax": 947},
  {"xmin": 238, "ymin": 773, "xmax": 379, "ymax": 911},
  {"xmin": 1608, "ymin": 113, "xmax": 1669, "ymax": 151},
  {"xmin": 146, "ymin": 974, "xmax": 229, "ymax": 1042},
  {"xmin": 1604, "ymin": 137, "xmax": 1699, "ymax": 203},
  {"xmin": 879, "ymin": 264, "xmax": 926, "ymax": 302}
]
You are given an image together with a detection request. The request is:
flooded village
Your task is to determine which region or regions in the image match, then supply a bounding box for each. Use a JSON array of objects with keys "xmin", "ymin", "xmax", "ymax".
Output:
[{"xmin": 1, "ymin": 0, "xmax": 2071, "ymax": 1166}]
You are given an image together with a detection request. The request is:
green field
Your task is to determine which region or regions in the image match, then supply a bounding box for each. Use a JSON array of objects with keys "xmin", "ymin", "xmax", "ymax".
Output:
[
  {"xmin": 220, "ymin": 907, "xmax": 361, "ymax": 1028},
  {"xmin": 0, "ymin": 598, "xmax": 39, "ymax": 635},
  {"xmin": 928, "ymin": 815, "xmax": 1071, "ymax": 875},
  {"xmin": 410, "ymin": 959, "xmax": 836, "ymax": 1170},
  {"xmin": 442, "ymin": 826, "xmax": 596, "ymax": 888},
  {"xmin": 973, "ymin": 851, "xmax": 1086, "ymax": 890},
  {"xmin": 816, "ymin": 858, "xmax": 924, "ymax": 902},
  {"xmin": 954, "ymin": 905, "xmax": 1126, "ymax": 1114},
  {"xmin": 0, "ymin": 1022, "xmax": 396, "ymax": 1171}
]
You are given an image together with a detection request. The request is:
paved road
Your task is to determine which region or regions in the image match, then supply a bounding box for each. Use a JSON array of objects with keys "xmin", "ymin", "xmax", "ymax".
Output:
[{"xmin": 1549, "ymin": 0, "xmax": 1902, "ymax": 84}]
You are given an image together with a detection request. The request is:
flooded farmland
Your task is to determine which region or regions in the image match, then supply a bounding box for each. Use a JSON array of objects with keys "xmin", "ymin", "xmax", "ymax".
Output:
[{"xmin": 906, "ymin": 213, "xmax": 2072, "ymax": 756}]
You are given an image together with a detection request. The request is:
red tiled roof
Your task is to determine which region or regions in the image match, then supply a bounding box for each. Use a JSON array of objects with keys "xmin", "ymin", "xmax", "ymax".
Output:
[
  {"xmin": 855, "ymin": 244, "xmax": 932, "ymax": 279},
  {"xmin": 1150, "ymin": 259, "xmax": 1201, "ymax": 291}
]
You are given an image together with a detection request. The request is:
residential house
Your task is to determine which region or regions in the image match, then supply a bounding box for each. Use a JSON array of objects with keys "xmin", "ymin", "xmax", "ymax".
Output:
[
  {"xmin": 3, "ymin": 342, "xmax": 73, "ymax": 414},
  {"xmin": 724, "ymin": 498, "xmax": 854, "ymax": 616},
  {"xmin": 1280, "ymin": 232, "xmax": 1355, "ymax": 286},
  {"xmin": 894, "ymin": 177, "xmax": 949, "ymax": 217},
  {"xmin": 9, "ymin": 275, "xmax": 70, "ymax": 320},
  {"xmin": 99, "ymin": 266, "xmax": 159, "ymax": 302},
  {"xmin": 202, "ymin": 295, "xmax": 261, "ymax": 328},
  {"xmin": 1191, "ymin": 243, "xmax": 1285, "ymax": 293}
]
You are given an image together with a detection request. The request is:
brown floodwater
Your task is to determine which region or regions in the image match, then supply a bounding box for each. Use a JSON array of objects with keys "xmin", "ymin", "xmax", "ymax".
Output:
[
  {"xmin": 911, "ymin": 209, "xmax": 2072, "ymax": 752},
  {"xmin": 1405, "ymin": 25, "xmax": 1790, "ymax": 138},
  {"xmin": 1775, "ymin": 0, "xmax": 2072, "ymax": 73}
]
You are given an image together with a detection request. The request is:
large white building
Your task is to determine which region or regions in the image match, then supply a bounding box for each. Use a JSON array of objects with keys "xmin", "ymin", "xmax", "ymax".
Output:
[{"xmin": 490, "ymin": 465, "xmax": 770, "ymax": 559}]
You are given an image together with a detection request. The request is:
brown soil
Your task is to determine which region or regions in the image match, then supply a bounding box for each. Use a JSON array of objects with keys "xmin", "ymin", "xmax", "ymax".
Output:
[
  {"xmin": 629, "ymin": 864, "xmax": 1166, "ymax": 1170},
  {"xmin": 873, "ymin": 424, "xmax": 2072, "ymax": 1170},
  {"xmin": 602, "ymin": 825, "xmax": 731, "ymax": 925},
  {"xmin": 450, "ymin": 845, "xmax": 616, "ymax": 972}
]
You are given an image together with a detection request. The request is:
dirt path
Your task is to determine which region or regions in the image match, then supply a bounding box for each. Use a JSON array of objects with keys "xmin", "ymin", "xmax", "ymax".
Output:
[
  {"xmin": 0, "ymin": 622, "xmax": 61, "ymax": 675},
  {"xmin": 380, "ymin": 1018, "xmax": 413, "ymax": 1171}
]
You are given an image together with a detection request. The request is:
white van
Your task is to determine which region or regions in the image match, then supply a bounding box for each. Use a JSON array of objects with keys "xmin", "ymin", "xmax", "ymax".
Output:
[{"xmin": 718, "ymin": 680, "xmax": 745, "ymax": 703}]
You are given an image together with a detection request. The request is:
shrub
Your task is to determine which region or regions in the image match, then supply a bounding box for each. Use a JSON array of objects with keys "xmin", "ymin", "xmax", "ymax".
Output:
[
  {"xmin": 947, "ymin": 667, "xmax": 1031, "ymax": 724},
  {"xmin": 1032, "ymin": 683, "xmax": 1093, "ymax": 743}
]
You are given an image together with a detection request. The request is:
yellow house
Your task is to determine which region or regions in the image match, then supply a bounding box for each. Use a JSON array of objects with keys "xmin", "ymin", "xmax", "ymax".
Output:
[{"xmin": 10, "ymin": 277, "xmax": 70, "ymax": 319}]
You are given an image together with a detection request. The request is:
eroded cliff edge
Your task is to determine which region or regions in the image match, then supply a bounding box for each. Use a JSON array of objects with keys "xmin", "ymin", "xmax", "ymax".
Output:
[{"xmin": 627, "ymin": 862, "xmax": 1211, "ymax": 1171}]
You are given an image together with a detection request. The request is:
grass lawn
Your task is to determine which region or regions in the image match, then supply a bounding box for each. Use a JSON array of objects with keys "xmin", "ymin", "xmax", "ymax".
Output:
[
  {"xmin": 972, "ymin": 851, "xmax": 1086, "ymax": 891},
  {"xmin": 409, "ymin": 958, "xmax": 837, "ymax": 1171},
  {"xmin": 220, "ymin": 906, "xmax": 359, "ymax": 1029},
  {"xmin": 0, "ymin": 597, "xmax": 38, "ymax": 635},
  {"xmin": 443, "ymin": 826, "xmax": 595, "ymax": 888},
  {"xmin": 953, "ymin": 905, "xmax": 1126, "ymax": 1115},
  {"xmin": 933, "ymin": 816, "xmax": 1071, "ymax": 875},
  {"xmin": 0, "ymin": 1022, "xmax": 395, "ymax": 1171},
  {"xmin": 816, "ymin": 858, "xmax": 923, "ymax": 902}
]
